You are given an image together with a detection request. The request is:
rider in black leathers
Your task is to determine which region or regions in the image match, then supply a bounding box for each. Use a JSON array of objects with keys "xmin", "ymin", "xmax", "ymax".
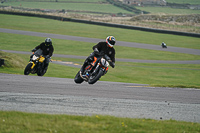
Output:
[
  {"xmin": 31, "ymin": 38, "xmax": 54, "ymax": 72},
  {"xmin": 80, "ymin": 36, "xmax": 116, "ymax": 77}
]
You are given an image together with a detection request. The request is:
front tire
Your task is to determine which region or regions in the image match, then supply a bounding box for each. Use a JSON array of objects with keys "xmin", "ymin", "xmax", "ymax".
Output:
[
  {"xmin": 24, "ymin": 63, "xmax": 33, "ymax": 75},
  {"xmin": 37, "ymin": 63, "xmax": 45, "ymax": 76},
  {"xmin": 74, "ymin": 71, "xmax": 84, "ymax": 84},
  {"xmin": 37, "ymin": 68, "xmax": 45, "ymax": 76},
  {"xmin": 88, "ymin": 69, "xmax": 104, "ymax": 84}
]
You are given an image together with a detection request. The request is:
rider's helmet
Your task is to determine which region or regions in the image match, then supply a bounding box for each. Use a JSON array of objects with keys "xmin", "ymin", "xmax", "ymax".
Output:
[
  {"xmin": 106, "ymin": 36, "xmax": 116, "ymax": 48},
  {"xmin": 45, "ymin": 38, "xmax": 52, "ymax": 46}
]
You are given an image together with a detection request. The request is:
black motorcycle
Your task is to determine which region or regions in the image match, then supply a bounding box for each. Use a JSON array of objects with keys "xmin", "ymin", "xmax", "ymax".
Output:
[
  {"xmin": 74, "ymin": 54, "xmax": 111, "ymax": 84},
  {"xmin": 161, "ymin": 42, "xmax": 167, "ymax": 48},
  {"xmin": 24, "ymin": 52, "xmax": 47, "ymax": 76}
]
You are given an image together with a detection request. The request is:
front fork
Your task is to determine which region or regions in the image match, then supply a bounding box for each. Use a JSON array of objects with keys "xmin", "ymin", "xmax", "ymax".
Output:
[
  {"xmin": 91, "ymin": 63, "xmax": 107, "ymax": 76},
  {"xmin": 30, "ymin": 61, "xmax": 35, "ymax": 69}
]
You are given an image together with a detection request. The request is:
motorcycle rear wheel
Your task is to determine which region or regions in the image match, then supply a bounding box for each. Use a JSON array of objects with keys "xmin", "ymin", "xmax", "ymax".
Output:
[
  {"xmin": 74, "ymin": 71, "xmax": 84, "ymax": 84},
  {"xmin": 88, "ymin": 69, "xmax": 104, "ymax": 84},
  {"xmin": 24, "ymin": 63, "xmax": 32, "ymax": 75}
]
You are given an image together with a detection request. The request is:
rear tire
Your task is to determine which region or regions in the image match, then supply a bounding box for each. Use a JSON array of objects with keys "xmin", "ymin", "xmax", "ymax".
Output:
[
  {"xmin": 88, "ymin": 69, "xmax": 104, "ymax": 84},
  {"xmin": 74, "ymin": 71, "xmax": 84, "ymax": 84},
  {"xmin": 24, "ymin": 63, "xmax": 32, "ymax": 75}
]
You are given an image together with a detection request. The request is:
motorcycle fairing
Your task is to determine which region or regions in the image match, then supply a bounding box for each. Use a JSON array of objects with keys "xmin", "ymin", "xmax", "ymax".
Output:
[
  {"xmin": 91, "ymin": 57, "xmax": 97, "ymax": 66},
  {"xmin": 39, "ymin": 56, "xmax": 45, "ymax": 63}
]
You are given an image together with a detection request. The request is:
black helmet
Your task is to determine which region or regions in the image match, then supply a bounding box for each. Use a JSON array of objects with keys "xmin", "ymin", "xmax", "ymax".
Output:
[
  {"xmin": 45, "ymin": 38, "xmax": 52, "ymax": 46},
  {"xmin": 106, "ymin": 36, "xmax": 115, "ymax": 48}
]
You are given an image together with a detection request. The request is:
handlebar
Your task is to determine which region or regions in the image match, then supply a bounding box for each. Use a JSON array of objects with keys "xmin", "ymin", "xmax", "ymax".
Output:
[{"xmin": 104, "ymin": 54, "xmax": 111, "ymax": 61}]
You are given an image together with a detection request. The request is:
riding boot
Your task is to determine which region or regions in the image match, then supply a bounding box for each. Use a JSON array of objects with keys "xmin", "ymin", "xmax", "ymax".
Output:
[{"xmin": 80, "ymin": 52, "xmax": 95, "ymax": 77}]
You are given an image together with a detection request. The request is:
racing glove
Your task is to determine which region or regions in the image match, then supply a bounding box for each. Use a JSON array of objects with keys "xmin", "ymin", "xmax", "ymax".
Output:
[
  {"xmin": 31, "ymin": 48, "xmax": 36, "ymax": 52},
  {"xmin": 46, "ymin": 55, "xmax": 50, "ymax": 58},
  {"xmin": 109, "ymin": 61, "xmax": 115, "ymax": 68}
]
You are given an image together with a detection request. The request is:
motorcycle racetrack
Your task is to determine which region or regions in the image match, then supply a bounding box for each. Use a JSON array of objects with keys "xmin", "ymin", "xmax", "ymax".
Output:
[
  {"xmin": 0, "ymin": 28, "xmax": 200, "ymax": 123},
  {"xmin": 1, "ymin": 73, "xmax": 200, "ymax": 123}
]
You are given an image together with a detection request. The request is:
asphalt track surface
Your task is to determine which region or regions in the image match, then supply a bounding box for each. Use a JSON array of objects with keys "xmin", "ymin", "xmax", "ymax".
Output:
[
  {"xmin": 1, "ymin": 28, "xmax": 200, "ymax": 123},
  {"xmin": 0, "ymin": 73, "xmax": 200, "ymax": 123}
]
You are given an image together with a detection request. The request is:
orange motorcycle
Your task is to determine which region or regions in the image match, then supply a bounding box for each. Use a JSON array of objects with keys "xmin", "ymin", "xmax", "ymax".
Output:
[{"xmin": 74, "ymin": 54, "xmax": 111, "ymax": 84}]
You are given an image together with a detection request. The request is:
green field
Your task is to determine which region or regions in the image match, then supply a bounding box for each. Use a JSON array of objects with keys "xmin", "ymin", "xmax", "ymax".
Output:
[
  {"xmin": 1, "ymin": 1, "xmax": 134, "ymax": 14},
  {"xmin": 166, "ymin": 0, "xmax": 200, "ymax": 4},
  {"xmin": 1, "ymin": 33, "xmax": 200, "ymax": 61},
  {"xmin": 0, "ymin": 14, "xmax": 199, "ymax": 49},
  {"xmin": 135, "ymin": 0, "xmax": 200, "ymax": 14},
  {"xmin": 1, "ymin": 0, "xmax": 199, "ymax": 34},
  {"xmin": 136, "ymin": 6, "xmax": 200, "ymax": 14},
  {"xmin": 1, "ymin": 0, "xmax": 200, "ymax": 15}
]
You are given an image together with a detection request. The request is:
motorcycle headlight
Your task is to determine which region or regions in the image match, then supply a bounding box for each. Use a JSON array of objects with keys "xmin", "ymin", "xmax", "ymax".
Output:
[
  {"xmin": 32, "ymin": 55, "xmax": 39, "ymax": 61},
  {"xmin": 101, "ymin": 58, "xmax": 109, "ymax": 67}
]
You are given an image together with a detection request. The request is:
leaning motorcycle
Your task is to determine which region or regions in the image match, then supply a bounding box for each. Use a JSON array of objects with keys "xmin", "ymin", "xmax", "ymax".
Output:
[
  {"xmin": 74, "ymin": 54, "xmax": 111, "ymax": 84},
  {"xmin": 24, "ymin": 52, "xmax": 47, "ymax": 76}
]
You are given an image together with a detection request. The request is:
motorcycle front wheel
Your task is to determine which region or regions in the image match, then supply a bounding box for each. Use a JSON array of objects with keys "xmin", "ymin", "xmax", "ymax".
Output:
[
  {"xmin": 24, "ymin": 63, "xmax": 33, "ymax": 75},
  {"xmin": 88, "ymin": 69, "xmax": 104, "ymax": 84},
  {"xmin": 37, "ymin": 67, "xmax": 45, "ymax": 76},
  {"xmin": 74, "ymin": 71, "xmax": 84, "ymax": 84}
]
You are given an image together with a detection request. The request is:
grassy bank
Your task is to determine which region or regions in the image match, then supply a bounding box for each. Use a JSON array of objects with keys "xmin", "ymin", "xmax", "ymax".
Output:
[{"xmin": 0, "ymin": 111, "xmax": 199, "ymax": 133}]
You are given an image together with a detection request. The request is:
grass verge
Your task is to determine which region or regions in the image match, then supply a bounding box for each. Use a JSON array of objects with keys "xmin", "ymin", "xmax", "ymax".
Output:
[{"xmin": 0, "ymin": 111, "xmax": 199, "ymax": 133}]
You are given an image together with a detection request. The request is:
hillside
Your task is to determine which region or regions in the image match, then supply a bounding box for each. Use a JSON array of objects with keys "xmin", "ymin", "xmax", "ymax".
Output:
[{"xmin": 0, "ymin": 0, "xmax": 199, "ymax": 33}]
